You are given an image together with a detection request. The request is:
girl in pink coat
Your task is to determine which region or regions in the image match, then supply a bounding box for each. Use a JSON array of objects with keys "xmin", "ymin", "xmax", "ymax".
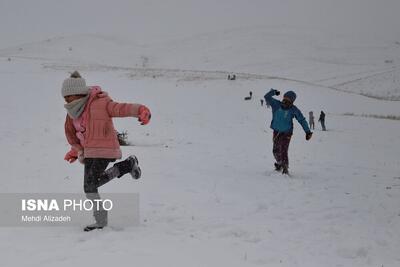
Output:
[{"xmin": 62, "ymin": 71, "xmax": 151, "ymax": 231}]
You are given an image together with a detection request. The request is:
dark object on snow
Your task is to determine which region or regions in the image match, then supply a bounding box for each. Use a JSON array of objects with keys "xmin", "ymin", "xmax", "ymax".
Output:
[
  {"xmin": 117, "ymin": 131, "xmax": 129, "ymax": 146},
  {"xmin": 261, "ymin": 99, "xmax": 264, "ymax": 106},
  {"xmin": 318, "ymin": 111, "xmax": 326, "ymax": 131},
  {"xmin": 228, "ymin": 74, "xmax": 236, "ymax": 80},
  {"xmin": 84, "ymin": 225, "xmax": 104, "ymax": 232},
  {"xmin": 244, "ymin": 91, "xmax": 253, "ymax": 101}
]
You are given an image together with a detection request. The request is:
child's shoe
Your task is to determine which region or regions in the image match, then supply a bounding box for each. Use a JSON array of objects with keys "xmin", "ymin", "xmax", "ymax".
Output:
[
  {"xmin": 282, "ymin": 166, "xmax": 289, "ymax": 175},
  {"xmin": 274, "ymin": 162, "xmax": 282, "ymax": 171}
]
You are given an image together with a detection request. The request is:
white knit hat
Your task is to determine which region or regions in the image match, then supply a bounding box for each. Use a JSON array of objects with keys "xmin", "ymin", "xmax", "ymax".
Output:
[{"xmin": 61, "ymin": 71, "xmax": 90, "ymax": 97}]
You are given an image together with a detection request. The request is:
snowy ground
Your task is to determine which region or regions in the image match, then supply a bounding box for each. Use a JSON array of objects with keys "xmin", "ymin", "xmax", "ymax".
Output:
[{"xmin": 0, "ymin": 22, "xmax": 400, "ymax": 267}]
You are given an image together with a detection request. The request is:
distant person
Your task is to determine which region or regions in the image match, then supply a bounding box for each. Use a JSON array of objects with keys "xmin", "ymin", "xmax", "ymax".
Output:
[
  {"xmin": 62, "ymin": 71, "xmax": 151, "ymax": 231},
  {"xmin": 261, "ymin": 99, "xmax": 264, "ymax": 106},
  {"xmin": 227, "ymin": 74, "xmax": 231, "ymax": 80},
  {"xmin": 244, "ymin": 91, "xmax": 253, "ymax": 100},
  {"xmin": 309, "ymin": 111, "xmax": 315, "ymax": 130},
  {"xmin": 264, "ymin": 89, "xmax": 312, "ymax": 175},
  {"xmin": 318, "ymin": 111, "xmax": 326, "ymax": 131}
]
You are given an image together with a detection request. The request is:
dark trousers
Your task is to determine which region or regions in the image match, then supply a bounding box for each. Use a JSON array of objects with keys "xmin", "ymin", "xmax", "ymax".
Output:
[
  {"xmin": 272, "ymin": 131, "xmax": 292, "ymax": 168},
  {"xmin": 84, "ymin": 158, "xmax": 116, "ymax": 193},
  {"xmin": 83, "ymin": 158, "xmax": 116, "ymax": 226},
  {"xmin": 320, "ymin": 120, "xmax": 326, "ymax": 131}
]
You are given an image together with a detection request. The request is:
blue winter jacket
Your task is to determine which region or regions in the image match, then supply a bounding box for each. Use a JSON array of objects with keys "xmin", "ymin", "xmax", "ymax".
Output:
[{"xmin": 264, "ymin": 89, "xmax": 311, "ymax": 134}]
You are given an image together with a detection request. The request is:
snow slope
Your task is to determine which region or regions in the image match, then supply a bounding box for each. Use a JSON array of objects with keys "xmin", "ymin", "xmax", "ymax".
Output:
[
  {"xmin": 1, "ymin": 39, "xmax": 400, "ymax": 266},
  {"xmin": 2, "ymin": 26, "xmax": 400, "ymax": 100},
  {"xmin": 0, "ymin": 2, "xmax": 400, "ymax": 265}
]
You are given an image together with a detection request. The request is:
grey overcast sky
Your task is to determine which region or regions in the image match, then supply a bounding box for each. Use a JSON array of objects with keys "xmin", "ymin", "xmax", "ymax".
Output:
[{"xmin": 1, "ymin": 0, "xmax": 399, "ymax": 47}]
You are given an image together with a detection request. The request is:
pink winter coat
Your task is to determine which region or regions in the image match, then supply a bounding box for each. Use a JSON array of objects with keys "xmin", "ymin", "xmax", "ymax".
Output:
[{"xmin": 65, "ymin": 86, "xmax": 141, "ymax": 159}]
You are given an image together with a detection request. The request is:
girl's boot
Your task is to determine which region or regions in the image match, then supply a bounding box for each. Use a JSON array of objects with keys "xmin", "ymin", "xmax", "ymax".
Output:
[{"xmin": 113, "ymin": 155, "xmax": 141, "ymax": 179}]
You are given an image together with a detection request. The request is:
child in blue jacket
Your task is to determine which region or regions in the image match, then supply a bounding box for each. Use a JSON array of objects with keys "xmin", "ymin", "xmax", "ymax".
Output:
[{"xmin": 264, "ymin": 89, "xmax": 312, "ymax": 174}]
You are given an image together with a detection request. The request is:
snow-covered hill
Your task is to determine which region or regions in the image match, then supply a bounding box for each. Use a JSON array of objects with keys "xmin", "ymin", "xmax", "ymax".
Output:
[
  {"xmin": 1, "ymin": 42, "xmax": 400, "ymax": 267},
  {"xmin": 2, "ymin": 27, "xmax": 400, "ymax": 100}
]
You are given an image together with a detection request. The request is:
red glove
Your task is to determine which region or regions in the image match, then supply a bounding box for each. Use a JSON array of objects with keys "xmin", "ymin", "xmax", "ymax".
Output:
[
  {"xmin": 64, "ymin": 149, "xmax": 78, "ymax": 163},
  {"xmin": 138, "ymin": 105, "xmax": 151, "ymax": 125}
]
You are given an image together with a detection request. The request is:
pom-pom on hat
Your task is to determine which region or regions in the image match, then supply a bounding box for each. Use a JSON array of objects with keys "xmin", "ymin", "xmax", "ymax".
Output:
[{"xmin": 61, "ymin": 71, "xmax": 90, "ymax": 97}]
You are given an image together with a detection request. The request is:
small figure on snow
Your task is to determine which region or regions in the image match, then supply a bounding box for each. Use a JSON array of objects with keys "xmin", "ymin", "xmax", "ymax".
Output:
[
  {"xmin": 264, "ymin": 89, "xmax": 312, "ymax": 175},
  {"xmin": 309, "ymin": 111, "xmax": 315, "ymax": 130},
  {"xmin": 318, "ymin": 110, "xmax": 326, "ymax": 131},
  {"xmin": 228, "ymin": 74, "xmax": 236, "ymax": 80},
  {"xmin": 244, "ymin": 91, "xmax": 253, "ymax": 100},
  {"xmin": 260, "ymin": 99, "xmax": 264, "ymax": 106},
  {"xmin": 62, "ymin": 71, "xmax": 151, "ymax": 231}
]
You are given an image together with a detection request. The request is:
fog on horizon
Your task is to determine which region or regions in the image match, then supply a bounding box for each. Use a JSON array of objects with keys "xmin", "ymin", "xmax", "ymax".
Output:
[{"xmin": 0, "ymin": 0, "xmax": 399, "ymax": 47}]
